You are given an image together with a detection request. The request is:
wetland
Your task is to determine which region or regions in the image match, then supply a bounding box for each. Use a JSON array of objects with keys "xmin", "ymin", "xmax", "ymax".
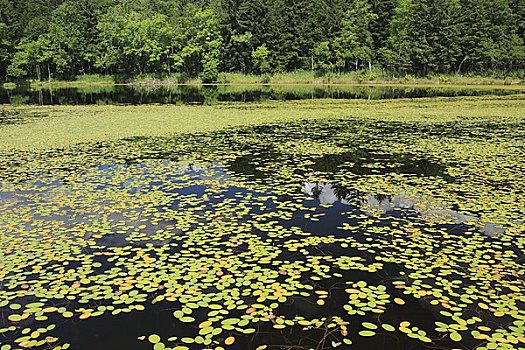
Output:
[{"xmin": 0, "ymin": 86, "xmax": 524, "ymax": 350}]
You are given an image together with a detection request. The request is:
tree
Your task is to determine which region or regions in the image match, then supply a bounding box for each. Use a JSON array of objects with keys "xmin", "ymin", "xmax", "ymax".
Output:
[
  {"xmin": 47, "ymin": 0, "xmax": 106, "ymax": 76},
  {"xmin": 0, "ymin": 0, "xmax": 20, "ymax": 78},
  {"xmin": 7, "ymin": 36, "xmax": 57, "ymax": 80},
  {"xmin": 218, "ymin": 0, "xmax": 268, "ymax": 73},
  {"xmin": 459, "ymin": 0, "xmax": 525, "ymax": 72},
  {"xmin": 312, "ymin": 41, "xmax": 334, "ymax": 72},
  {"xmin": 333, "ymin": 0, "xmax": 377, "ymax": 71},
  {"xmin": 510, "ymin": 0, "xmax": 525, "ymax": 44},
  {"xmin": 368, "ymin": 0, "xmax": 397, "ymax": 51},
  {"xmin": 11, "ymin": 0, "xmax": 57, "ymax": 41},
  {"xmin": 252, "ymin": 44, "xmax": 271, "ymax": 74},
  {"xmin": 194, "ymin": 9, "xmax": 223, "ymax": 82},
  {"xmin": 273, "ymin": 0, "xmax": 313, "ymax": 70},
  {"xmin": 168, "ymin": 6, "xmax": 222, "ymax": 80},
  {"xmin": 1, "ymin": 0, "xmax": 524, "ymax": 79},
  {"xmin": 0, "ymin": 23, "xmax": 10, "ymax": 78},
  {"xmin": 381, "ymin": 0, "xmax": 463, "ymax": 74},
  {"xmin": 97, "ymin": 5, "xmax": 174, "ymax": 75}
]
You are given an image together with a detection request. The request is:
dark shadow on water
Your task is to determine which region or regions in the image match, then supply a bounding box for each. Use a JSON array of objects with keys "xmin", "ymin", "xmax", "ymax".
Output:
[
  {"xmin": 0, "ymin": 84, "xmax": 523, "ymax": 105},
  {"xmin": 311, "ymin": 150, "xmax": 454, "ymax": 180}
]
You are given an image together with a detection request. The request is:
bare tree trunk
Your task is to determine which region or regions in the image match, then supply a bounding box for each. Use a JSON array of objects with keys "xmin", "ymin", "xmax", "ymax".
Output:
[
  {"xmin": 136, "ymin": 59, "xmax": 143, "ymax": 75},
  {"xmin": 457, "ymin": 56, "xmax": 468, "ymax": 74},
  {"xmin": 36, "ymin": 64, "xmax": 42, "ymax": 81},
  {"xmin": 368, "ymin": 60, "xmax": 372, "ymax": 72},
  {"xmin": 47, "ymin": 62, "xmax": 51, "ymax": 81}
]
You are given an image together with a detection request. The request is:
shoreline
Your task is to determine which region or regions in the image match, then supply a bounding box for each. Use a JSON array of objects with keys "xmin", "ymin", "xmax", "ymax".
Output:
[
  {"xmin": 16, "ymin": 81, "xmax": 525, "ymax": 91},
  {"xmin": 2, "ymin": 72, "xmax": 523, "ymax": 90}
]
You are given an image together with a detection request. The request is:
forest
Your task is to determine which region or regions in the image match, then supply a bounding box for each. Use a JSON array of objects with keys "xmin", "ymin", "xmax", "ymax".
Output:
[{"xmin": 0, "ymin": 0, "xmax": 524, "ymax": 82}]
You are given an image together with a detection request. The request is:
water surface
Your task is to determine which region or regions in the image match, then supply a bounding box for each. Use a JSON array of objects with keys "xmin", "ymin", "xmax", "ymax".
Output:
[
  {"xmin": 1, "ymin": 84, "xmax": 523, "ymax": 105},
  {"xmin": 0, "ymin": 117, "xmax": 523, "ymax": 350}
]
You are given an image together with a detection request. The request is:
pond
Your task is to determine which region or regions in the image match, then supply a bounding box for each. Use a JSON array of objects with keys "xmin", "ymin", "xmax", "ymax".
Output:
[
  {"xmin": 1, "ymin": 84, "xmax": 524, "ymax": 105},
  {"xmin": 1, "ymin": 112, "xmax": 524, "ymax": 350}
]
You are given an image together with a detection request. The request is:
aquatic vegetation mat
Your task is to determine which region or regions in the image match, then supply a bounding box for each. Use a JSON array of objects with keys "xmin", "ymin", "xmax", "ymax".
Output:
[{"xmin": 0, "ymin": 115, "xmax": 524, "ymax": 350}]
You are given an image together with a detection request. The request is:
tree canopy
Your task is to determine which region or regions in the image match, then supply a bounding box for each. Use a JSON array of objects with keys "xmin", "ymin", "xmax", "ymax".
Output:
[{"xmin": 1, "ymin": 0, "xmax": 523, "ymax": 80}]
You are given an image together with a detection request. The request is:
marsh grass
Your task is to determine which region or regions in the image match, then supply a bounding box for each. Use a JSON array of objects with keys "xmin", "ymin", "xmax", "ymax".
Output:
[
  {"xmin": 22, "ymin": 70, "xmax": 525, "ymax": 89},
  {"xmin": 219, "ymin": 70, "xmax": 525, "ymax": 85},
  {"xmin": 30, "ymin": 74, "xmax": 116, "ymax": 88}
]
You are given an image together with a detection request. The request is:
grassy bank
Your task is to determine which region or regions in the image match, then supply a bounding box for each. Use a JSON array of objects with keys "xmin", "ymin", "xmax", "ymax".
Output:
[
  {"xmin": 1, "ymin": 94, "xmax": 524, "ymax": 152},
  {"xmin": 26, "ymin": 74, "xmax": 118, "ymax": 89},
  {"xmin": 218, "ymin": 70, "xmax": 525, "ymax": 86},
  {"xmin": 19, "ymin": 70, "xmax": 525, "ymax": 89}
]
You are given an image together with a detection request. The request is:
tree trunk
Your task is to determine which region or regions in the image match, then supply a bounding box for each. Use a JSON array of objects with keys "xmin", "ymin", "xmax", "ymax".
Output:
[
  {"xmin": 36, "ymin": 64, "xmax": 42, "ymax": 81},
  {"xmin": 457, "ymin": 56, "xmax": 468, "ymax": 74},
  {"xmin": 47, "ymin": 62, "xmax": 51, "ymax": 81}
]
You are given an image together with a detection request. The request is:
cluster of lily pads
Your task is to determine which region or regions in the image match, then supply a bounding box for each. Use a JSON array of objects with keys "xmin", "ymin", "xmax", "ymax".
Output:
[{"xmin": 0, "ymin": 116, "xmax": 524, "ymax": 350}]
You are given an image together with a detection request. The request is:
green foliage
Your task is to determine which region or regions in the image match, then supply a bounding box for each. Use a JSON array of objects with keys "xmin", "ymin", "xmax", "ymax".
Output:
[
  {"xmin": 252, "ymin": 45, "xmax": 271, "ymax": 74},
  {"xmin": 47, "ymin": 0, "xmax": 104, "ymax": 75},
  {"xmin": 459, "ymin": 0, "xmax": 525, "ymax": 72},
  {"xmin": 312, "ymin": 41, "xmax": 334, "ymax": 72},
  {"xmin": 0, "ymin": 0, "xmax": 524, "ymax": 80},
  {"xmin": 97, "ymin": 6, "xmax": 174, "ymax": 74},
  {"xmin": 0, "ymin": 22, "xmax": 11, "ymax": 77},
  {"xmin": 381, "ymin": 0, "xmax": 525, "ymax": 74},
  {"xmin": 334, "ymin": 0, "xmax": 377, "ymax": 70},
  {"xmin": 7, "ymin": 36, "xmax": 57, "ymax": 80},
  {"xmin": 172, "ymin": 7, "xmax": 222, "ymax": 82}
]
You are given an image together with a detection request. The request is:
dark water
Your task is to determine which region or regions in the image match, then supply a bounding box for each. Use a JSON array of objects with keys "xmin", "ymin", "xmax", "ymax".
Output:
[
  {"xmin": 0, "ymin": 160, "xmax": 478, "ymax": 350},
  {"xmin": 2, "ymin": 118, "xmax": 522, "ymax": 350},
  {"xmin": 1, "ymin": 84, "xmax": 523, "ymax": 105}
]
